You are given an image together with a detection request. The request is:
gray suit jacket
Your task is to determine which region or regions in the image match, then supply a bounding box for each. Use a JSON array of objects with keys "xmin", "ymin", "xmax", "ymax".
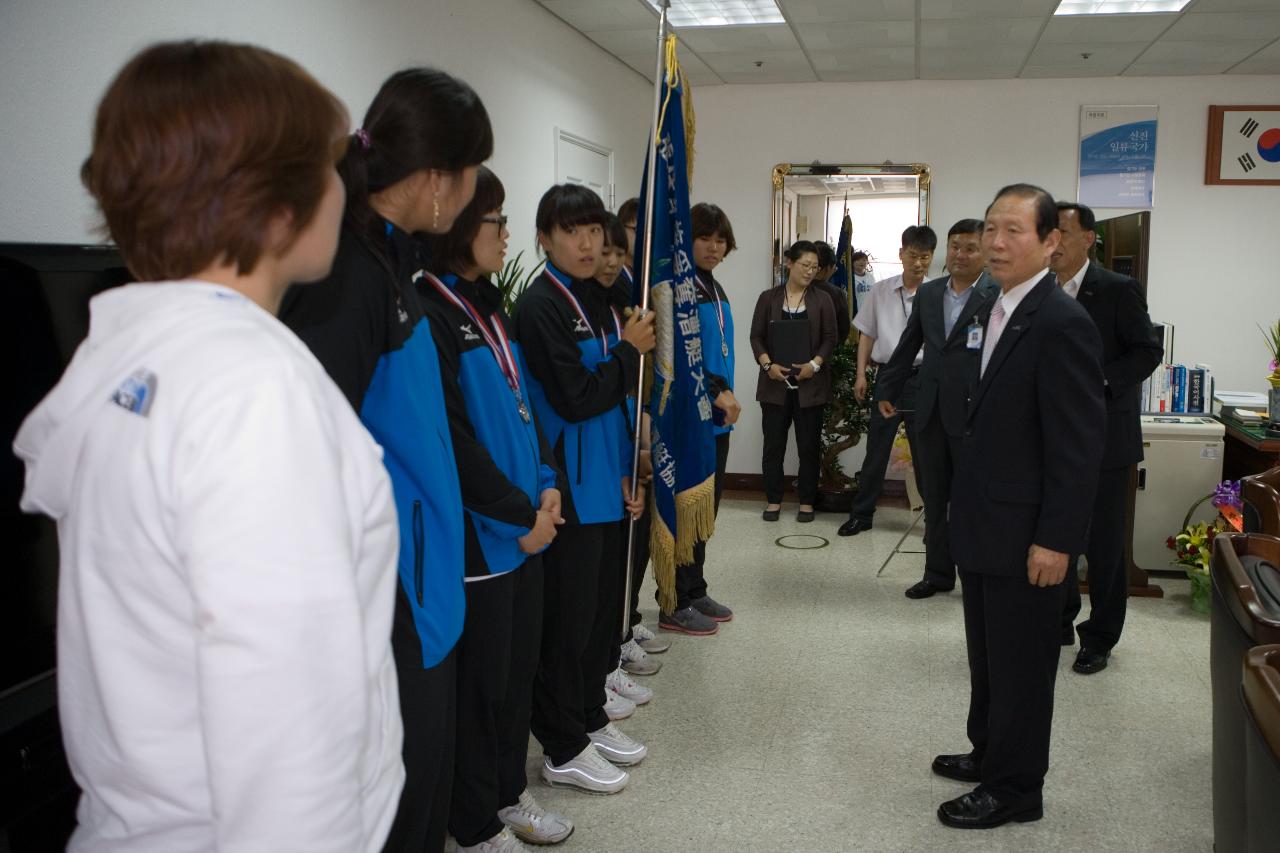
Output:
[{"xmin": 874, "ymin": 272, "xmax": 999, "ymax": 437}]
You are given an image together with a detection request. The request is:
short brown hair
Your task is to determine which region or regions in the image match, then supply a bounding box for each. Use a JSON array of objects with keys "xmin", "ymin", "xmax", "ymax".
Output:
[
  {"xmin": 690, "ymin": 203, "xmax": 737, "ymax": 256},
  {"xmin": 81, "ymin": 40, "xmax": 347, "ymax": 281}
]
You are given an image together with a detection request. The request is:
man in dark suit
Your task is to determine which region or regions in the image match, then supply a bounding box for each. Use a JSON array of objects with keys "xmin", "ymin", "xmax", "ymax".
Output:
[
  {"xmin": 876, "ymin": 219, "xmax": 999, "ymax": 599},
  {"xmin": 1053, "ymin": 202, "xmax": 1164, "ymax": 674},
  {"xmin": 933, "ymin": 185, "xmax": 1105, "ymax": 829}
]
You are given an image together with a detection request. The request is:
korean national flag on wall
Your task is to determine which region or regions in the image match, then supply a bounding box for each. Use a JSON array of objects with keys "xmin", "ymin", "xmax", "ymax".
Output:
[{"xmin": 1222, "ymin": 109, "xmax": 1280, "ymax": 179}]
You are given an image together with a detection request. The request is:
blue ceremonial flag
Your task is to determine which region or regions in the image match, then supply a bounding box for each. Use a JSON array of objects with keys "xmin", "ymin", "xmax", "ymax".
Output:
[
  {"xmin": 633, "ymin": 35, "xmax": 717, "ymax": 612},
  {"xmin": 829, "ymin": 208, "xmax": 854, "ymax": 297}
]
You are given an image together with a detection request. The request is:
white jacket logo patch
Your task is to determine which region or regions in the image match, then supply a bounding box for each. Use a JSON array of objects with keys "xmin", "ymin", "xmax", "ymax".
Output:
[
  {"xmin": 110, "ymin": 369, "xmax": 158, "ymax": 417},
  {"xmin": 460, "ymin": 324, "xmax": 482, "ymax": 341},
  {"xmin": 572, "ymin": 318, "xmax": 590, "ymax": 334}
]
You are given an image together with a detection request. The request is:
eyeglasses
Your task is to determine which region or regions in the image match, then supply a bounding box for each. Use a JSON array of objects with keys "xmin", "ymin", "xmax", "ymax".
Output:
[
  {"xmin": 794, "ymin": 262, "xmax": 819, "ymax": 272},
  {"xmin": 482, "ymin": 215, "xmax": 508, "ymax": 229}
]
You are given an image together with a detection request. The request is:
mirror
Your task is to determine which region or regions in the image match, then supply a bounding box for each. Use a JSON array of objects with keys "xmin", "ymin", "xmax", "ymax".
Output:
[{"xmin": 770, "ymin": 162, "xmax": 932, "ymax": 292}]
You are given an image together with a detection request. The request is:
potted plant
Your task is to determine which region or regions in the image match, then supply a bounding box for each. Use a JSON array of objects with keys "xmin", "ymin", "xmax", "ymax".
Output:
[
  {"xmin": 493, "ymin": 250, "xmax": 544, "ymax": 316},
  {"xmin": 815, "ymin": 337, "xmax": 871, "ymax": 513},
  {"xmin": 1167, "ymin": 479, "xmax": 1243, "ymax": 613},
  {"xmin": 1262, "ymin": 319, "xmax": 1280, "ymax": 430}
]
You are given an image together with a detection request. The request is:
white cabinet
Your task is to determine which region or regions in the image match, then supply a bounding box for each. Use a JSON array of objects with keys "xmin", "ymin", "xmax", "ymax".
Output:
[{"xmin": 1132, "ymin": 415, "xmax": 1225, "ymax": 573}]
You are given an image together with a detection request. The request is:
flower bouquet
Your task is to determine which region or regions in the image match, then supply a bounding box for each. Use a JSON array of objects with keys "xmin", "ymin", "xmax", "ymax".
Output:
[{"xmin": 1167, "ymin": 480, "xmax": 1244, "ymax": 613}]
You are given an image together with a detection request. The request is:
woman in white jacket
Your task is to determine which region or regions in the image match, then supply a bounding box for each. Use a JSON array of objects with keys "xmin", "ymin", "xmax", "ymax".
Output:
[{"xmin": 12, "ymin": 41, "xmax": 404, "ymax": 853}]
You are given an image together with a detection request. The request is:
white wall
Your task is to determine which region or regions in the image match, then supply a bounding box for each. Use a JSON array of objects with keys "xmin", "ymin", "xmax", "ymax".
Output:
[
  {"xmin": 0, "ymin": 0, "xmax": 652, "ymax": 260},
  {"xmin": 693, "ymin": 75, "xmax": 1280, "ymax": 477}
]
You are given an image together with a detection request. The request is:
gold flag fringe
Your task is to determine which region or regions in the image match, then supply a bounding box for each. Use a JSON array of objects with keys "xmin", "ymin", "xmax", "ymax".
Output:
[
  {"xmin": 656, "ymin": 35, "xmax": 695, "ymax": 186},
  {"xmin": 649, "ymin": 472, "xmax": 717, "ymax": 613}
]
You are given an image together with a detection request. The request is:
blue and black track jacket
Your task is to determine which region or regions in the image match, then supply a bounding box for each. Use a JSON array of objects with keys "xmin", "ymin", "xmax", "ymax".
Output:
[
  {"xmin": 695, "ymin": 266, "xmax": 736, "ymax": 436},
  {"xmin": 419, "ymin": 272, "xmax": 561, "ymax": 578},
  {"xmin": 513, "ymin": 265, "xmax": 639, "ymax": 526},
  {"xmin": 280, "ymin": 222, "xmax": 464, "ymax": 669}
]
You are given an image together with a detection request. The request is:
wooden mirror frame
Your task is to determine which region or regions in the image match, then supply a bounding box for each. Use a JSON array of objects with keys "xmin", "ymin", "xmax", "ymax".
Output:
[{"xmin": 770, "ymin": 162, "xmax": 932, "ymax": 285}]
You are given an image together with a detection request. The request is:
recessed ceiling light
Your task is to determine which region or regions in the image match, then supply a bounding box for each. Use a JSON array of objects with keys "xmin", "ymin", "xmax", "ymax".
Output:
[
  {"xmin": 1054, "ymin": 0, "xmax": 1192, "ymax": 14},
  {"xmin": 646, "ymin": 0, "xmax": 785, "ymax": 28}
]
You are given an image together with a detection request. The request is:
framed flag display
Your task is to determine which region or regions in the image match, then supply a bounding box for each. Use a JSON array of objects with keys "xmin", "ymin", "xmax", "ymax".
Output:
[{"xmin": 1206, "ymin": 105, "xmax": 1280, "ymax": 186}]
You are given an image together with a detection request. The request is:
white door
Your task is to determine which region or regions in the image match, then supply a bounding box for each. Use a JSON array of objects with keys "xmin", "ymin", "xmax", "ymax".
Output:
[{"xmin": 555, "ymin": 129, "xmax": 614, "ymax": 209}]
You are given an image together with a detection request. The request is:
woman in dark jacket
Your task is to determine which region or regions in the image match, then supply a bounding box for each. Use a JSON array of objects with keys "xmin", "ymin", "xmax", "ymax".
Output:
[{"xmin": 750, "ymin": 240, "xmax": 838, "ymax": 522}]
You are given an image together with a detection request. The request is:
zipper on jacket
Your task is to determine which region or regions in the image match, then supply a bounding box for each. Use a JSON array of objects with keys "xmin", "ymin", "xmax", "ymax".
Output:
[
  {"xmin": 412, "ymin": 500, "xmax": 424, "ymax": 607},
  {"xmin": 576, "ymin": 424, "xmax": 584, "ymax": 485}
]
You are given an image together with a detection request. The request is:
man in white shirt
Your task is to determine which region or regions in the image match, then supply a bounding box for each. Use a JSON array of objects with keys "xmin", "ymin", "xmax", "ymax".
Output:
[
  {"xmin": 852, "ymin": 251, "xmax": 876, "ymax": 313},
  {"xmin": 838, "ymin": 226, "xmax": 936, "ymax": 537}
]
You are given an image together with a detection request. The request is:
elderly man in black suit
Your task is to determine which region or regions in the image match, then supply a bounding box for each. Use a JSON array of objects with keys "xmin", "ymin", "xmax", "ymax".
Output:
[
  {"xmin": 1053, "ymin": 202, "xmax": 1164, "ymax": 674},
  {"xmin": 933, "ymin": 185, "xmax": 1105, "ymax": 829},
  {"xmin": 876, "ymin": 219, "xmax": 999, "ymax": 599}
]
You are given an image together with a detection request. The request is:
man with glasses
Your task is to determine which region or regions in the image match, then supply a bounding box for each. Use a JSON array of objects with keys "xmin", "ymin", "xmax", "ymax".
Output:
[{"xmin": 838, "ymin": 225, "xmax": 936, "ymax": 537}]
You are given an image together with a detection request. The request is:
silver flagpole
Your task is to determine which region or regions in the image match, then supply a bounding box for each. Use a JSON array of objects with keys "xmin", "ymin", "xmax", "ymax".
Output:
[{"xmin": 622, "ymin": 0, "xmax": 669, "ymax": 641}]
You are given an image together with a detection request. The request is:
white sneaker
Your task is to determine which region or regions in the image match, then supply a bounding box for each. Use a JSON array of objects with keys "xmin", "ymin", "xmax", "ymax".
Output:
[
  {"xmin": 604, "ymin": 686, "xmax": 635, "ymax": 720},
  {"xmin": 619, "ymin": 638, "xmax": 662, "ymax": 675},
  {"xmin": 632, "ymin": 623, "xmax": 671, "ymax": 654},
  {"xmin": 457, "ymin": 828, "xmax": 530, "ymax": 852},
  {"xmin": 606, "ymin": 667, "xmax": 653, "ymax": 705},
  {"xmin": 588, "ymin": 721, "xmax": 648, "ymax": 766},
  {"xmin": 497, "ymin": 789, "xmax": 574, "ymax": 845},
  {"xmin": 540, "ymin": 745, "xmax": 628, "ymax": 794}
]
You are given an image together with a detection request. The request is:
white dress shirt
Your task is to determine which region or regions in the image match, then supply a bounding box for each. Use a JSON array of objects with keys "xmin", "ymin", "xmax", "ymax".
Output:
[
  {"xmin": 1059, "ymin": 259, "xmax": 1088, "ymax": 300},
  {"xmin": 981, "ymin": 268, "xmax": 1048, "ymax": 376},
  {"xmin": 853, "ymin": 273, "xmax": 922, "ymax": 365}
]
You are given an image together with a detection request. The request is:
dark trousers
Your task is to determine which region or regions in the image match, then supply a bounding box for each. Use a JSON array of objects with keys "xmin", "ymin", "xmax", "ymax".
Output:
[
  {"xmin": 668, "ymin": 432, "xmax": 731, "ymax": 610},
  {"xmin": 382, "ymin": 589, "xmax": 457, "ymax": 853},
  {"xmin": 1063, "ymin": 464, "xmax": 1131, "ymax": 651},
  {"xmin": 448, "ymin": 559, "xmax": 544, "ymax": 847},
  {"xmin": 626, "ymin": 503, "xmax": 652, "ymax": 634},
  {"xmin": 849, "ymin": 373, "xmax": 921, "ymax": 522},
  {"xmin": 761, "ymin": 392, "xmax": 824, "ymax": 505},
  {"xmin": 915, "ymin": 408, "xmax": 961, "ymax": 589},
  {"xmin": 960, "ymin": 569, "xmax": 1066, "ymax": 803},
  {"xmin": 531, "ymin": 521, "xmax": 621, "ymax": 766}
]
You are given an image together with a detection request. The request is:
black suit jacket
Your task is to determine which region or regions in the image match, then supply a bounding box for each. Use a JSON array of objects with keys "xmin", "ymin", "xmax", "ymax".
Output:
[
  {"xmin": 875, "ymin": 272, "xmax": 999, "ymax": 437},
  {"xmin": 1072, "ymin": 262, "xmax": 1164, "ymax": 469},
  {"xmin": 950, "ymin": 275, "xmax": 1106, "ymax": 577}
]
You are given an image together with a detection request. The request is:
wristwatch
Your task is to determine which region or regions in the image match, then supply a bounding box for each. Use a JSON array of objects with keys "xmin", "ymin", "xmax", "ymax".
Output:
[
  {"xmin": 809, "ymin": 360, "xmax": 821, "ymax": 373},
  {"xmin": 761, "ymin": 362, "xmax": 773, "ymax": 372}
]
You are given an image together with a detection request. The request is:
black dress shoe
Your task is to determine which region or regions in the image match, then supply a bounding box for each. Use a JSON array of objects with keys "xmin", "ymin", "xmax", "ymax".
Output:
[
  {"xmin": 906, "ymin": 580, "xmax": 950, "ymax": 599},
  {"xmin": 931, "ymin": 752, "xmax": 981, "ymax": 783},
  {"xmin": 837, "ymin": 517, "xmax": 872, "ymax": 537},
  {"xmin": 797, "ymin": 509, "xmax": 815, "ymax": 522},
  {"xmin": 1061, "ymin": 626, "xmax": 1076, "ymax": 646},
  {"xmin": 937, "ymin": 788, "xmax": 1043, "ymax": 829},
  {"xmin": 1073, "ymin": 647, "xmax": 1110, "ymax": 674},
  {"xmin": 762, "ymin": 508, "xmax": 780, "ymax": 522}
]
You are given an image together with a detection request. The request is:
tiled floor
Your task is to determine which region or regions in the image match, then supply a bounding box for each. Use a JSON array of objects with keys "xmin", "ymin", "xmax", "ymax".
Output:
[{"xmin": 526, "ymin": 499, "xmax": 1213, "ymax": 853}]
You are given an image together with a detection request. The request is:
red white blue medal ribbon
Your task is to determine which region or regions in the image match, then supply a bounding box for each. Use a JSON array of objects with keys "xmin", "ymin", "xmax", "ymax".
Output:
[
  {"xmin": 544, "ymin": 265, "xmax": 622, "ymax": 357},
  {"xmin": 695, "ymin": 273, "xmax": 729, "ymax": 358},
  {"xmin": 424, "ymin": 271, "xmax": 531, "ymax": 423}
]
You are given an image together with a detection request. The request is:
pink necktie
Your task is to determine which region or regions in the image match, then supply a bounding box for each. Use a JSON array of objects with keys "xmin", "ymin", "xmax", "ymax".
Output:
[{"xmin": 980, "ymin": 300, "xmax": 1007, "ymax": 377}]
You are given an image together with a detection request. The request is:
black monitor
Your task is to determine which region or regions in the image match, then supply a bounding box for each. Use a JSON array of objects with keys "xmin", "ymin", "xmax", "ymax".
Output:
[{"xmin": 1, "ymin": 243, "xmax": 132, "ymax": 722}]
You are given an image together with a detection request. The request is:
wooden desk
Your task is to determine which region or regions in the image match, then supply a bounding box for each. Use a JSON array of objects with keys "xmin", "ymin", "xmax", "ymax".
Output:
[{"xmin": 1220, "ymin": 416, "xmax": 1280, "ymax": 481}]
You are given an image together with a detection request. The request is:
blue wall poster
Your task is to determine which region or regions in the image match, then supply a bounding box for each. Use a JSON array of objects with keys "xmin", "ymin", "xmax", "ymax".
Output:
[{"xmin": 1078, "ymin": 105, "xmax": 1158, "ymax": 209}]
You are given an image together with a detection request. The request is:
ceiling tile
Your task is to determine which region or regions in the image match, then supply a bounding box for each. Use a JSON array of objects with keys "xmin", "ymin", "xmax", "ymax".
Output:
[
  {"xmin": 715, "ymin": 68, "xmax": 820, "ymax": 83},
  {"xmin": 920, "ymin": 0, "xmax": 1059, "ymax": 19},
  {"xmin": 1182, "ymin": 0, "xmax": 1280, "ymax": 11},
  {"xmin": 808, "ymin": 46, "xmax": 916, "ymax": 78},
  {"xmin": 587, "ymin": 28, "xmax": 665, "ymax": 54},
  {"xmin": 698, "ymin": 48, "xmax": 813, "ymax": 72},
  {"xmin": 794, "ymin": 20, "xmax": 915, "ymax": 50},
  {"xmin": 922, "ymin": 17, "xmax": 1045, "ymax": 48},
  {"xmin": 1228, "ymin": 38, "xmax": 1280, "ymax": 73},
  {"xmin": 1124, "ymin": 60, "xmax": 1234, "ymax": 75},
  {"xmin": 920, "ymin": 45, "xmax": 1025, "ymax": 78},
  {"xmin": 1161, "ymin": 12, "xmax": 1280, "ymax": 41},
  {"xmin": 1038, "ymin": 14, "xmax": 1175, "ymax": 44},
  {"xmin": 537, "ymin": 0, "xmax": 658, "ymax": 32},
  {"xmin": 1141, "ymin": 39, "xmax": 1272, "ymax": 62},
  {"xmin": 779, "ymin": 0, "xmax": 916, "ymax": 23},
  {"xmin": 922, "ymin": 64, "xmax": 1022, "ymax": 80},
  {"xmin": 614, "ymin": 48, "xmax": 720, "ymax": 82},
  {"xmin": 674, "ymin": 23, "xmax": 800, "ymax": 52},
  {"xmin": 1024, "ymin": 40, "xmax": 1149, "ymax": 66}
]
